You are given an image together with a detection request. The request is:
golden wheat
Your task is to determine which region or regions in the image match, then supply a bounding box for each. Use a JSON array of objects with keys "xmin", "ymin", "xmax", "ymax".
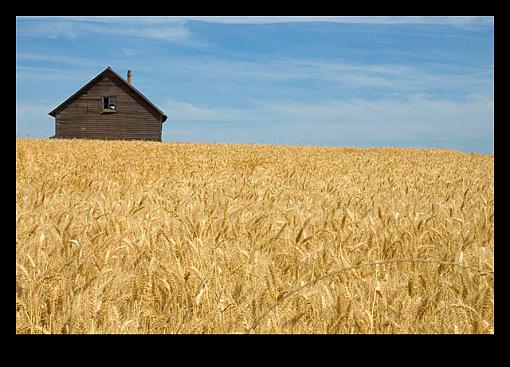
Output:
[{"xmin": 15, "ymin": 138, "xmax": 494, "ymax": 334}]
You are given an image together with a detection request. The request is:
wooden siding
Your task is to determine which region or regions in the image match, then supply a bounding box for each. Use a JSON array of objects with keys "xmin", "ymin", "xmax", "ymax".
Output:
[{"xmin": 54, "ymin": 76, "xmax": 163, "ymax": 141}]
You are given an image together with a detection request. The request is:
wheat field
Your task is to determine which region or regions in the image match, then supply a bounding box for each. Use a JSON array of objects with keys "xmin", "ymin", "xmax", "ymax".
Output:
[{"xmin": 15, "ymin": 138, "xmax": 494, "ymax": 334}]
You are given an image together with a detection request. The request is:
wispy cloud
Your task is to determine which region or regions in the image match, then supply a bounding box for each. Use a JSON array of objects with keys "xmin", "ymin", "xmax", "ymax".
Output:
[
  {"xmin": 178, "ymin": 16, "xmax": 493, "ymax": 28},
  {"xmin": 17, "ymin": 16, "xmax": 493, "ymax": 28},
  {"xmin": 16, "ymin": 52, "xmax": 135, "ymax": 82},
  {"xmin": 16, "ymin": 52, "xmax": 102, "ymax": 67},
  {"xmin": 16, "ymin": 17, "xmax": 202, "ymax": 46},
  {"xmin": 162, "ymin": 94, "xmax": 493, "ymax": 136},
  {"xmin": 16, "ymin": 16, "xmax": 494, "ymax": 45},
  {"xmin": 19, "ymin": 51, "xmax": 490, "ymax": 87},
  {"xmin": 139, "ymin": 55, "xmax": 492, "ymax": 101},
  {"xmin": 122, "ymin": 48, "xmax": 139, "ymax": 57},
  {"xmin": 16, "ymin": 66, "xmax": 99, "ymax": 84}
]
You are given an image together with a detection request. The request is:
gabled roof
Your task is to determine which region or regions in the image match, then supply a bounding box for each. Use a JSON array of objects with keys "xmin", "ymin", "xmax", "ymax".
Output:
[{"xmin": 48, "ymin": 66, "xmax": 167, "ymax": 122}]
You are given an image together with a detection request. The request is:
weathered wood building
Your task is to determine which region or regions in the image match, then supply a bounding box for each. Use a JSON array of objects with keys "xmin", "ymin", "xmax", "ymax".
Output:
[{"xmin": 49, "ymin": 67, "xmax": 167, "ymax": 141}]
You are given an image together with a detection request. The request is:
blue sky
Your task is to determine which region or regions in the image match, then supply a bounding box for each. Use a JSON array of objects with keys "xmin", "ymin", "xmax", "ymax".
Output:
[{"xmin": 16, "ymin": 16, "xmax": 494, "ymax": 153}]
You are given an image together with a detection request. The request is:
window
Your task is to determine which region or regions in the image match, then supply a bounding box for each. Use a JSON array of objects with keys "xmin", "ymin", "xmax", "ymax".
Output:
[{"xmin": 103, "ymin": 96, "xmax": 117, "ymax": 111}]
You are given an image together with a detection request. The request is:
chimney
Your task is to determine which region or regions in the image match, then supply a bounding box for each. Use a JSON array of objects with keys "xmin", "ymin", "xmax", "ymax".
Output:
[{"xmin": 127, "ymin": 70, "xmax": 132, "ymax": 84}]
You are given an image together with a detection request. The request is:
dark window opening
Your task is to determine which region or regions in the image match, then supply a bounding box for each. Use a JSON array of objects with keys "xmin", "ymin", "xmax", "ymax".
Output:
[{"xmin": 103, "ymin": 96, "xmax": 117, "ymax": 111}]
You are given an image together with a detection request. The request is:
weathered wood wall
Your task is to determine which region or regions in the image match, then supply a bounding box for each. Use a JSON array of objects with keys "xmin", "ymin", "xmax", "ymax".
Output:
[{"xmin": 54, "ymin": 76, "xmax": 163, "ymax": 141}]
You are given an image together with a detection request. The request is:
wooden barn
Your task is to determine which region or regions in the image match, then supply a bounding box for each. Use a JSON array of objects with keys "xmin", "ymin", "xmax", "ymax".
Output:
[{"xmin": 49, "ymin": 67, "xmax": 167, "ymax": 141}]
